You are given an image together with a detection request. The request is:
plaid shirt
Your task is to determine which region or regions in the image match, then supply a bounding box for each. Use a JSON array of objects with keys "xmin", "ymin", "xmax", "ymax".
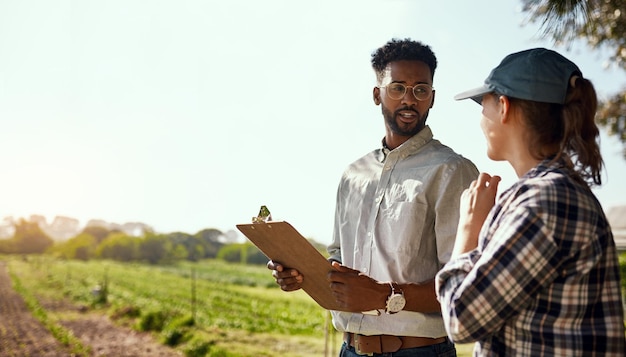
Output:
[{"xmin": 436, "ymin": 159, "xmax": 626, "ymax": 356}]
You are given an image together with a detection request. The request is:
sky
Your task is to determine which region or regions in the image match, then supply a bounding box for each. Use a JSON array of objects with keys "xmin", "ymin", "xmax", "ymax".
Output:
[{"xmin": 1, "ymin": 0, "xmax": 625, "ymax": 244}]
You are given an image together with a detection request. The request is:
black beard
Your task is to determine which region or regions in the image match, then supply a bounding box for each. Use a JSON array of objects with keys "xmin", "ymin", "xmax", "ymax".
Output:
[{"xmin": 382, "ymin": 105, "xmax": 428, "ymax": 137}]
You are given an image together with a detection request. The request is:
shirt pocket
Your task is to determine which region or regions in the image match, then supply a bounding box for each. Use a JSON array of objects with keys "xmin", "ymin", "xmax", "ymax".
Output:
[{"xmin": 377, "ymin": 200, "xmax": 428, "ymax": 255}]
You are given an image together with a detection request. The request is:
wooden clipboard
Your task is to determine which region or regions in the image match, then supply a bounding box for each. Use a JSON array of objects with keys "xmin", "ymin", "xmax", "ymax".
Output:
[{"xmin": 236, "ymin": 221, "xmax": 341, "ymax": 310}]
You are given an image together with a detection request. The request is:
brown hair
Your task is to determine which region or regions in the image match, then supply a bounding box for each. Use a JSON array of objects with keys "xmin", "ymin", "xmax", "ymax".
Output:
[{"xmin": 509, "ymin": 76, "xmax": 603, "ymax": 186}]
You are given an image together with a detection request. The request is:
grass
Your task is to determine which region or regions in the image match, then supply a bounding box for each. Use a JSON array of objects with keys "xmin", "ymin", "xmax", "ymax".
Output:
[
  {"xmin": 6, "ymin": 249, "xmax": 626, "ymax": 356},
  {"xmin": 6, "ymin": 256, "xmax": 332, "ymax": 356},
  {"xmin": 13, "ymin": 255, "xmax": 587, "ymax": 356}
]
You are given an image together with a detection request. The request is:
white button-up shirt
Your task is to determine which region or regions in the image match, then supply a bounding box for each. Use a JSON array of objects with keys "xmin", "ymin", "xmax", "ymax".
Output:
[{"xmin": 328, "ymin": 126, "xmax": 478, "ymax": 338}]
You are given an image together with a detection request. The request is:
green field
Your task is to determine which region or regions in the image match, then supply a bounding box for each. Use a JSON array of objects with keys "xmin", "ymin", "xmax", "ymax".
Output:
[
  {"xmin": 6, "ymin": 256, "xmax": 476, "ymax": 356},
  {"xmin": 7, "ymin": 251, "xmax": 626, "ymax": 356}
]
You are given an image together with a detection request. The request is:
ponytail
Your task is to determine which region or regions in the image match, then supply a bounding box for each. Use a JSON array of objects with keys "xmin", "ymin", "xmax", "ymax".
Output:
[
  {"xmin": 512, "ymin": 76, "xmax": 604, "ymax": 187},
  {"xmin": 559, "ymin": 76, "xmax": 603, "ymax": 186}
]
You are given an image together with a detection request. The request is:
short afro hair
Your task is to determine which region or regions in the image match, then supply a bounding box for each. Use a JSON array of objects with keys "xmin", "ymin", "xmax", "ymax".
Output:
[{"xmin": 371, "ymin": 38, "xmax": 438, "ymax": 84}]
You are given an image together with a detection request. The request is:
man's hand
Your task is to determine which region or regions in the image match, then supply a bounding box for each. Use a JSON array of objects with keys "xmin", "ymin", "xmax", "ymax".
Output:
[
  {"xmin": 267, "ymin": 260, "xmax": 303, "ymax": 292},
  {"xmin": 327, "ymin": 262, "xmax": 387, "ymax": 312}
]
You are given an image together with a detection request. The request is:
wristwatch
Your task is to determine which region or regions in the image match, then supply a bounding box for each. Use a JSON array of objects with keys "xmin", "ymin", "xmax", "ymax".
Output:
[{"xmin": 385, "ymin": 282, "xmax": 406, "ymax": 314}]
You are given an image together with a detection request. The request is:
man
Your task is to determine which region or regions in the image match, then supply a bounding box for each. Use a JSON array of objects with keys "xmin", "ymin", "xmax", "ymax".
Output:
[{"xmin": 269, "ymin": 38, "xmax": 478, "ymax": 356}]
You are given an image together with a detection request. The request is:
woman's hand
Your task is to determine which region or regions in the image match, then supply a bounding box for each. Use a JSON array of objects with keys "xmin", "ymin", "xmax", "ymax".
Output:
[{"xmin": 452, "ymin": 172, "xmax": 501, "ymax": 257}]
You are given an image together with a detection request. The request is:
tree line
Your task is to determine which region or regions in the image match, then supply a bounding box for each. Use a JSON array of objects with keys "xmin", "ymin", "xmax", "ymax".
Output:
[{"xmin": 0, "ymin": 218, "xmax": 275, "ymax": 265}]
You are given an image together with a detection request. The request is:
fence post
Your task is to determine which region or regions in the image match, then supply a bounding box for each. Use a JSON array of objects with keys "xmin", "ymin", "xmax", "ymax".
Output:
[{"xmin": 191, "ymin": 267, "xmax": 197, "ymax": 321}]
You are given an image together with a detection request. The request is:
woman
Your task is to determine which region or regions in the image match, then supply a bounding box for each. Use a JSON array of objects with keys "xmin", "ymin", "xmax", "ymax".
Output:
[{"xmin": 436, "ymin": 48, "xmax": 626, "ymax": 356}]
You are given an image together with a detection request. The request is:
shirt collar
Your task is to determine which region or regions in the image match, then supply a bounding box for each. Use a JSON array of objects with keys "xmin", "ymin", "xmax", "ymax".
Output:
[
  {"xmin": 501, "ymin": 156, "xmax": 572, "ymax": 199},
  {"xmin": 379, "ymin": 126, "xmax": 434, "ymax": 162},
  {"xmin": 523, "ymin": 156, "xmax": 567, "ymax": 180}
]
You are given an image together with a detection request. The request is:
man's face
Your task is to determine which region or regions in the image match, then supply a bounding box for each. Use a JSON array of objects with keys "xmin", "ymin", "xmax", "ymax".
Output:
[{"xmin": 373, "ymin": 60, "xmax": 435, "ymax": 138}]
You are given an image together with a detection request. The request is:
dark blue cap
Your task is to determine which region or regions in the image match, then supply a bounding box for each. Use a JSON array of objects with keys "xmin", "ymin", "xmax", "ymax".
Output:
[{"xmin": 454, "ymin": 48, "xmax": 582, "ymax": 104}]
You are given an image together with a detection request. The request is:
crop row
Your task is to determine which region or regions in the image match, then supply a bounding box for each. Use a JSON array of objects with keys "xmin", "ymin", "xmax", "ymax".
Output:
[{"xmin": 6, "ymin": 256, "xmax": 337, "ymax": 356}]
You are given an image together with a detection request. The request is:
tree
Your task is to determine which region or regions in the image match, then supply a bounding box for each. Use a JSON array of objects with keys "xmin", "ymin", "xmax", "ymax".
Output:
[
  {"xmin": 11, "ymin": 219, "xmax": 54, "ymax": 254},
  {"xmin": 520, "ymin": 0, "xmax": 626, "ymax": 157},
  {"xmin": 216, "ymin": 242, "xmax": 266, "ymax": 265},
  {"xmin": 0, "ymin": 239, "xmax": 14, "ymax": 254},
  {"xmin": 96, "ymin": 232, "xmax": 138, "ymax": 262},
  {"xmin": 194, "ymin": 228, "xmax": 224, "ymax": 259},
  {"xmin": 48, "ymin": 233, "xmax": 97, "ymax": 260},
  {"xmin": 81, "ymin": 225, "xmax": 117, "ymax": 244},
  {"xmin": 164, "ymin": 232, "xmax": 200, "ymax": 261},
  {"xmin": 138, "ymin": 233, "xmax": 172, "ymax": 264}
]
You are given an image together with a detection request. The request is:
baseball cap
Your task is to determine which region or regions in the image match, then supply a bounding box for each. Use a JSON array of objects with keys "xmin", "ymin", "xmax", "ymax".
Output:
[{"xmin": 454, "ymin": 48, "xmax": 582, "ymax": 104}]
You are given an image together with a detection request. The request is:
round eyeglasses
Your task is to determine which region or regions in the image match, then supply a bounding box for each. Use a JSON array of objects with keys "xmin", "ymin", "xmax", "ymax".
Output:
[{"xmin": 381, "ymin": 83, "xmax": 434, "ymax": 101}]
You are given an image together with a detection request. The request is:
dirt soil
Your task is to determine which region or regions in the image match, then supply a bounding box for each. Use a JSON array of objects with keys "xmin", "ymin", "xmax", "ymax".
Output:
[{"xmin": 0, "ymin": 261, "xmax": 183, "ymax": 357}]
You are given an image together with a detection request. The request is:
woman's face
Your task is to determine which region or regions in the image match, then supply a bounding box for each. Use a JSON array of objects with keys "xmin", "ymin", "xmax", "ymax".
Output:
[{"xmin": 480, "ymin": 93, "xmax": 506, "ymax": 161}]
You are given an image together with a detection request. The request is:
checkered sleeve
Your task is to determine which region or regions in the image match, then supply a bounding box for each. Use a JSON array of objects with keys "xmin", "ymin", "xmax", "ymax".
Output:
[{"xmin": 437, "ymin": 197, "xmax": 561, "ymax": 343}]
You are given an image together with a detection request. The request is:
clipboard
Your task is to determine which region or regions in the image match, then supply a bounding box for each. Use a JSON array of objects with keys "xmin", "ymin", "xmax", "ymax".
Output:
[{"xmin": 236, "ymin": 221, "xmax": 341, "ymax": 310}]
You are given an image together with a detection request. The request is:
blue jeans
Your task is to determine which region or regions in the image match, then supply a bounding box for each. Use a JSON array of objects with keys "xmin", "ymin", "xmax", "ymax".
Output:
[{"xmin": 339, "ymin": 339, "xmax": 456, "ymax": 357}]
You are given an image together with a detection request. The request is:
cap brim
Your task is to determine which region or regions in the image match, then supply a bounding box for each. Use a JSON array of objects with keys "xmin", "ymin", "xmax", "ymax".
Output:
[{"xmin": 454, "ymin": 84, "xmax": 492, "ymax": 104}]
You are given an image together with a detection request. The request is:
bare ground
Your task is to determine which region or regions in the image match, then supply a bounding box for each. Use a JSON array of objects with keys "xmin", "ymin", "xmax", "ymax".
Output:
[{"xmin": 0, "ymin": 261, "xmax": 183, "ymax": 357}]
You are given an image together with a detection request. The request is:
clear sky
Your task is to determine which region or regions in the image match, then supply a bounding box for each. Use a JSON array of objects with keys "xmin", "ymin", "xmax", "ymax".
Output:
[{"xmin": 1, "ymin": 0, "xmax": 625, "ymax": 244}]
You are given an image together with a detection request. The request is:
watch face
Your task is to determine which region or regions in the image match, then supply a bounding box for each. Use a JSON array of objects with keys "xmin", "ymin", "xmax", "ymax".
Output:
[{"xmin": 387, "ymin": 294, "xmax": 406, "ymax": 312}]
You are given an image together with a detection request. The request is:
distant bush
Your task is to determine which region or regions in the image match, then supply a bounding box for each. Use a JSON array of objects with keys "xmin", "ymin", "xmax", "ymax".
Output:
[
  {"xmin": 162, "ymin": 327, "xmax": 189, "ymax": 346},
  {"xmin": 48, "ymin": 233, "xmax": 98, "ymax": 260},
  {"xmin": 183, "ymin": 338, "xmax": 214, "ymax": 357},
  {"xmin": 110, "ymin": 305, "xmax": 141, "ymax": 320},
  {"xmin": 96, "ymin": 233, "xmax": 138, "ymax": 262},
  {"xmin": 216, "ymin": 243, "xmax": 267, "ymax": 265},
  {"xmin": 161, "ymin": 314, "xmax": 195, "ymax": 346},
  {"xmin": 137, "ymin": 310, "xmax": 169, "ymax": 332},
  {"xmin": 169, "ymin": 314, "xmax": 195, "ymax": 328},
  {"xmin": 1, "ymin": 219, "xmax": 54, "ymax": 254}
]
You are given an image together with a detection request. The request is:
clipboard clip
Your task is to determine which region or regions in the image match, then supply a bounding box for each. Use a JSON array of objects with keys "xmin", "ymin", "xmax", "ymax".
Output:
[{"xmin": 252, "ymin": 205, "xmax": 272, "ymax": 224}]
